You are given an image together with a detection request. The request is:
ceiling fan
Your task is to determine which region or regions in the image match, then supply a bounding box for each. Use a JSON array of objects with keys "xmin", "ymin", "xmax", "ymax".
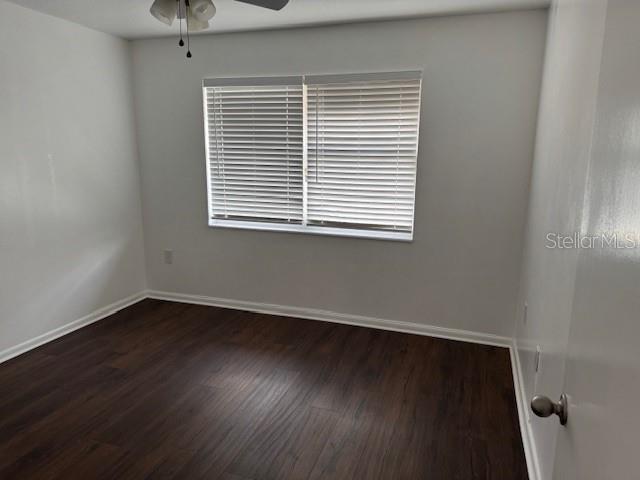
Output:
[
  {"xmin": 150, "ymin": 0, "xmax": 290, "ymax": 57},
  {"xmin": 150, "ymin": 0, "xmax": 289, "ymax": 58}
]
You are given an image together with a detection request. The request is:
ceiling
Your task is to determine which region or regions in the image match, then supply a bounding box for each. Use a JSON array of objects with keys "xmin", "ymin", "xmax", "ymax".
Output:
[{"xmin": 7, "ymin": 0, "xmax": 549, "ymax": 40}]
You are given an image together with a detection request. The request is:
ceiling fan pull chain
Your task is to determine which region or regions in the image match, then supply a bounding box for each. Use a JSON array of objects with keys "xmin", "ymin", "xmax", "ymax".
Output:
[
  {"xmin": 178, "ymin": 0, "xmax": 184, "ymax": 46},
  {"xmin": 185, "ymin": 0, "xmax": 192, "ymax": 58}
]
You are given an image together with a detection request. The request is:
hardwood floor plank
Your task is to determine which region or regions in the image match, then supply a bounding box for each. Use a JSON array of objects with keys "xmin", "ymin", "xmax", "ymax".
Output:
[{"xmin": 0, "ymin": 299, "xmax": 527, "ymax": 479}]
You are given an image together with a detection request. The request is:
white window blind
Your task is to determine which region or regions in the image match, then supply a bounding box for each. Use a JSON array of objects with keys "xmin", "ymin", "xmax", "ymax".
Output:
[
  {"xmin": 203, "ymin": 72, "xmax": 422, "ymax": 241},
  {"xmin": 306, "ymin": 75, "xmax": 421, "ymax": 233},
  {"xmin": 204, "ymin": 77, "xmax": 304, "ymax": 223}
]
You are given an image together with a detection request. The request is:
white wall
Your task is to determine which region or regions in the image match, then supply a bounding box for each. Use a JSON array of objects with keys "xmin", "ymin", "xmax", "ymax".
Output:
[
  {"xmin": 132, "ymin": 10, "xmax": 547, "ymax": 337},
  {"xmin": 0, "ymin": 1, "xmax": 146, "ymax": 354},
  {"xmin": 514, "ymin": 0, "xmax": 607, "ymax": 478}
]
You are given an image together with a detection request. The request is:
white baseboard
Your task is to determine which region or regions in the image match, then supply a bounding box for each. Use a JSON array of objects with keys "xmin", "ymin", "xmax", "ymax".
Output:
[
  {"xmin": 0, "ymin": 288, "xmax": 510, "ymax": 365},
  {"xmin": 147, "ymin": 290, "xmax": 512, "ymax": 348},
  {"xmin": 0, "ymin": 291, "xmax": 147, "ymax": 364},
  {"xmin": 510, "ymin": 340, "xmax": 541, "ymax": 480}
]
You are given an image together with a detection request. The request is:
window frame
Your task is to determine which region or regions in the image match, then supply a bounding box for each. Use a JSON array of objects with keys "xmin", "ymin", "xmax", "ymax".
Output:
[{"xmin": 202, "ymin": 71, "xmax": 422, "ymax": 242}]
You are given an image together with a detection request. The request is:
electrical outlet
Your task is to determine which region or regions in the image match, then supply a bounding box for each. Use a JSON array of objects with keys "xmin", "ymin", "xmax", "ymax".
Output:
[
  {"xmin": 523, "ymin": 302, "xmax": 528, "ymax": 324},
  {"xmin": 163, "ymin": 249, "xmax": 173, "ymax": 265}
]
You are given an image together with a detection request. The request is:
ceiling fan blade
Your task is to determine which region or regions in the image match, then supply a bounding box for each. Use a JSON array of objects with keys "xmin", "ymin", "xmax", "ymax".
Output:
[{"xmin": 234, "ymin": 0, "xmax": 290, "ymax": 11}]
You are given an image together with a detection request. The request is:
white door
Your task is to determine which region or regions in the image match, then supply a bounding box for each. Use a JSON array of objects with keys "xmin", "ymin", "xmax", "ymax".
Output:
[
  {"xmin": 514, "ymin": 0, "xmax": 607, "ymax": 478},
  {"xmin": 550, "ymin": 0, "xmax": 640, "ymax": 477}
]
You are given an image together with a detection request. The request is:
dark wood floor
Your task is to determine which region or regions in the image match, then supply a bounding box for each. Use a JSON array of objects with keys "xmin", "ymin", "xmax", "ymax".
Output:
[{"xmin": 0, "ymin": 299, "xmax": 527, "ymax": 479}]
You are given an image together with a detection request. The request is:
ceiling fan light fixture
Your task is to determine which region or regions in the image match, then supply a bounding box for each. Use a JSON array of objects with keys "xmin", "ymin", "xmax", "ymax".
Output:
[
  {"xmin": 150, "ymin": 0, "xmax": 178, "ymax": 26},
  {"xmin": 190, "ymin": 0, "xmax": 216, "ymax": 22},
  {"xmin": 187, "ymin": 9, "xmax": 210, "ymax": 32}
]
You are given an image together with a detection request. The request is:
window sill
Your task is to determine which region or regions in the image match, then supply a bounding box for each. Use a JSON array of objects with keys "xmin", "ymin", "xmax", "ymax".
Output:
[{"xmin": 208, "ymin": 219, "xmax": 413, "ymax": 242}]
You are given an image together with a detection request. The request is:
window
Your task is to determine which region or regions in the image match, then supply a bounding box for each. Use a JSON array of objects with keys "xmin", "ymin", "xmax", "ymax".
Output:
[{"xmin": 203, "ymin": 71, "xmax": 422, "ymax": 241}]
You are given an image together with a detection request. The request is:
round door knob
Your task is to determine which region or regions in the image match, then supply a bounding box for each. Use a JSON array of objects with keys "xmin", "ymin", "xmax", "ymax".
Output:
[{"xmin": 531, "ymin": 393, "xmax": 568, "ymax": 425}]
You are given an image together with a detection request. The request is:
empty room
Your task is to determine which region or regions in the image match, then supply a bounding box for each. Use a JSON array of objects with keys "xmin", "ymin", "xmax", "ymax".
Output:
[{"xmin": 1, "ymin": 0, "xmax": 639, "ymax": 478}]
